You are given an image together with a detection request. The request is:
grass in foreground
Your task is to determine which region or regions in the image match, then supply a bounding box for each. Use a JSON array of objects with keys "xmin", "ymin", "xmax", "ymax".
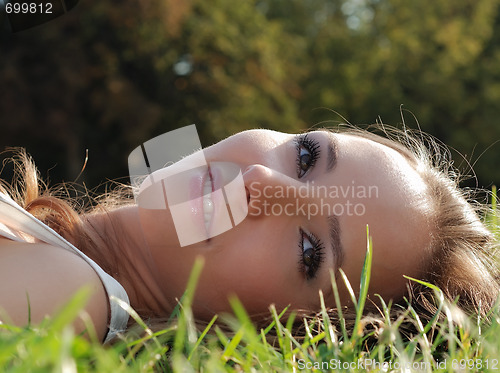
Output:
[{"xmin": 1, "ymin": 195, "xmax": 500, "ymax": 372}]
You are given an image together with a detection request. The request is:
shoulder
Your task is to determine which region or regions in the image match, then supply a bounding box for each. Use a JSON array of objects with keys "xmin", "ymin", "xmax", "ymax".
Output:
[{"xmin": 0, "ymin": 238, "xmax": 109, "ymax": 341}]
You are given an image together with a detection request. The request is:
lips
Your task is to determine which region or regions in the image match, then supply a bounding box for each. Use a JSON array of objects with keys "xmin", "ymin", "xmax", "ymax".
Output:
[
  {"xmin": 148, "ymin": 161, "xmax": 247, "ymax": 247},
  {"xmin": 202, "ymin": 166, "xmax": 215, "ymax": 235}
]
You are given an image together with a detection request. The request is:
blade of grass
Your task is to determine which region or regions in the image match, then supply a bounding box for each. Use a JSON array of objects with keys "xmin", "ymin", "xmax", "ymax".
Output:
[
  {"xmin": 318, "ymin": 290, "xmax": 336, "ymax": 348},
  {"xmin": 330, "ymin": 269, "xmax": 348, "ymax": 343},
  {"xmin": 187, "ymin": 314, "xmax": 217, "ymax": 361},
  {"xmin": 353, "ymin": 226, "xmax": 373, "ymax": 336},
  {"xmin": 269, "ymin": 305, "xmax": 285, "ymax": 354},
  {"xmin": 173, "ymin": 257, "xmax": 204, "ymax": 356},
  {"xmin": 262, "ymin": 306, "xmax": 289, "ymax": 336},
  {"xmin": 220, "ymin": 328, "xmax": 244, "ymax": 363},
  {"xmin": 339, "ymin": 269, "xmax": 356, "ymax": 307}
]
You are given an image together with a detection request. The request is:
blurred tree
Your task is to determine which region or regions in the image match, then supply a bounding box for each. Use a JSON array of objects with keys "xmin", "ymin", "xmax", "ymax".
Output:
[
  {"xmin": 369, "ymin": 0, "xmax": 500, "ymax": 187},
  {"xmin": 1, "ymin": 0, "xmax": 305, "ymax": 188},
  {"xmin": 1, "ymin": 0, "xmax": 499, "ymax": 189},
  {"xmin": 259, "ymin": 0, "xmax": 500, "ymax": 187}
]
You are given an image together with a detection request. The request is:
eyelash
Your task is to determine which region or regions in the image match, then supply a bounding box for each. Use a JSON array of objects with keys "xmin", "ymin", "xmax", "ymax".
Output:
[
  {"xmin": 293, "ymin": 134, "xmax": 324, "ymax": 280},
  {"xmin": 295, "ymin": 134, "xmax": 320, "ymax": 178},
  {"xmin": 298, "ymin": 229, "xmax": 325, "ymax": 281}
]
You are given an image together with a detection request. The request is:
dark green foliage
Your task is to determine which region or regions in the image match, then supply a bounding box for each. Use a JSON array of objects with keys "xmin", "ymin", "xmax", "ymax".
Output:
[{"xmin": 1, "ymin": 0, "xmax": 499, "ymax": 189}]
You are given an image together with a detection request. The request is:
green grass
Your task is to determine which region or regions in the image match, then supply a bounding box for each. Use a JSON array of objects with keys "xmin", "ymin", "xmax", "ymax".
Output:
[{"xmin": 1, "ymin": 195, "xmax": 500, "ymax": 372}]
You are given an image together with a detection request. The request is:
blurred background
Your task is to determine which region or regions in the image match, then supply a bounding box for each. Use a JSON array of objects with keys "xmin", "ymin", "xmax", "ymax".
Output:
[{"xmin": 1, "ymin": 0, "xmax": 499, "ymax": 191}]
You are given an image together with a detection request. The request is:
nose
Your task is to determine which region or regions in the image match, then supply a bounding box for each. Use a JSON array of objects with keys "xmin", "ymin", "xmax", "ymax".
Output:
[{"xmin": 242, "ymin": 164, "xmax": 308, "ymax": 217}]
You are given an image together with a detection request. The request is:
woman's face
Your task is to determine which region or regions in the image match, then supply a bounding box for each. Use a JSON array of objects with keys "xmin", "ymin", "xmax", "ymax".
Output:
[{"xmin": 140, "ymin": 129, "xmax": 433, "ymax": 318}]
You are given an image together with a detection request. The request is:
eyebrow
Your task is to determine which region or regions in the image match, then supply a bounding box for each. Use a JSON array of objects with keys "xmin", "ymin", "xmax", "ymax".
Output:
[
  {"xmin": 326, "ymin": 132, "xmax": 338, "ymax": 173},
  {"xmin": 328, "ymin": 215, "xmax": 344, "ymax": 271},
  {"xmin": 323, "ymin": 132, "xmax": 344, "ymax": 271}
]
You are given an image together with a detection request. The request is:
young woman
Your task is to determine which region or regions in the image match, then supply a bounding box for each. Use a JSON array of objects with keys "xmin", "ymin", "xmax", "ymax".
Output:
[{"xmin": 0, "ymin": 126, "xmax": 498, "ymax": 343}]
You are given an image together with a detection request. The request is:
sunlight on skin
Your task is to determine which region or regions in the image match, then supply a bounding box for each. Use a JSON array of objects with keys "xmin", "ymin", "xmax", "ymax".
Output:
[{"xmin": 114, "ymin": 129, "xmax": 433, "ymax": 319}]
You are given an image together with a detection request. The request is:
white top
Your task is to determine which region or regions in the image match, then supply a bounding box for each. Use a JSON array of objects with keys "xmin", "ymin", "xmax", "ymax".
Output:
[{"xmin": 0, "ymin": 191, "xmax": 130, "ymax": 343}]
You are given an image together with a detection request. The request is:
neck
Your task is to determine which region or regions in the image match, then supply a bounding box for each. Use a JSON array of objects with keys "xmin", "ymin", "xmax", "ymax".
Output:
[{"xmin": 81, "ymin": 206, "xmax": 172, "ymax": 318}]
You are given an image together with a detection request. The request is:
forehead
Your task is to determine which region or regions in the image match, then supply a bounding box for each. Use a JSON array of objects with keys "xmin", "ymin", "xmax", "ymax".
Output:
[
  {"xmin": 334, "ymin": 133, "xmax": 428, "ymax": 196},
  {"xmin": 330, "ymin": 132, "xmax": 433, "ymax": 298}
]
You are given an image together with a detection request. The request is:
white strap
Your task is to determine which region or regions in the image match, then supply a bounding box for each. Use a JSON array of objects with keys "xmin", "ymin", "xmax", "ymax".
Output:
[
  {"xmin": 0, "ymin": 221, "xmax": 24, "ymax": 242},
  {"xmin": 0, "ymin": 192, "xmax": 130, "ymax": 342}
]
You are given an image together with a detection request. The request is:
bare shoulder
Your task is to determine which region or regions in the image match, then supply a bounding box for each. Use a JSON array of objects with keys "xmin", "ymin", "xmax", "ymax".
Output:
[{"xmin": 0, "ymin": 238, "xmax": 109, "ymax": 341}]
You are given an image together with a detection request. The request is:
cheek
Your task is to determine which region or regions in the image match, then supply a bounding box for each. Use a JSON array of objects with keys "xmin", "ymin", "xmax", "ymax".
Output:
[
  {"xmin": 205, "ymin": 241, "xmax": 283, "ymax": 285},
  {"xmin": 138, "ymin": 208, "xmax": 176, "ymax": 247},
  {"xmin": 193, "ymin": 235, "xmax": 294, "ymax": 312}
]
